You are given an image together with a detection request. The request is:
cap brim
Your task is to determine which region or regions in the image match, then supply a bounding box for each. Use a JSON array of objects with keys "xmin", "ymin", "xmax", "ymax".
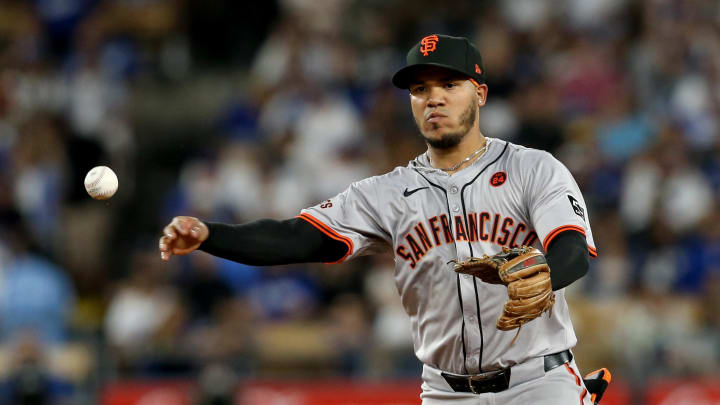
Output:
[{"xmin": 391, "ymin": 63, "xmax": 471, "ymax": 89}]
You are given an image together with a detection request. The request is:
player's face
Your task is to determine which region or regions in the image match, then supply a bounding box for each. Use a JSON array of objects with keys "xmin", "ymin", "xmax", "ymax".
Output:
[{"xmin": 409, "ymin": 67, "xmax": 487, "ymax": 149}]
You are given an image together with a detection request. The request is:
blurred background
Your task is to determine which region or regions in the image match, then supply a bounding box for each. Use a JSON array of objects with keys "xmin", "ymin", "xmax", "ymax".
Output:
[{"xmin": 0, "ymin": 0, "xmax": 719, "ymax": 404}]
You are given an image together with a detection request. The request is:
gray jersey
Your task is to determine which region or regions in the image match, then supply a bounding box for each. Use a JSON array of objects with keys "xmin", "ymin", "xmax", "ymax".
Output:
[{"xmin": 299, "ymin": 138, "xmax": 597, "ymax": 375}]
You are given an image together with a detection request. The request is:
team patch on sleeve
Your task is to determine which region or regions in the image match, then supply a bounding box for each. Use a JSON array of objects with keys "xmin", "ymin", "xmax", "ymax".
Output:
[{"xmin": 567, "ymin": 195, "xmax": 585, "ymax": 222}]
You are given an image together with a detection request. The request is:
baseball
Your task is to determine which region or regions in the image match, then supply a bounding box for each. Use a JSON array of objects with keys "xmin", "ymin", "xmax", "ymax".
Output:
[{"xmin": 84, "ymin": 166, "xmax": 119, "ymax": 200}]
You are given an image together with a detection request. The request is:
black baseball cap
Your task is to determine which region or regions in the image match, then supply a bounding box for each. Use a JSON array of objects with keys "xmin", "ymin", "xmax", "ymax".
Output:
[{"xmin": 392, "ymin": 34, "xmax": 486, "ymax": 89}]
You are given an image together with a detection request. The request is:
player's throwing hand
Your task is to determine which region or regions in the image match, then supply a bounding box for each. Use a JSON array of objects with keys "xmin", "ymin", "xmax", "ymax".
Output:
[{"xmin": 158, "ymin": 216, "xmax": 209, "ymax": 261}]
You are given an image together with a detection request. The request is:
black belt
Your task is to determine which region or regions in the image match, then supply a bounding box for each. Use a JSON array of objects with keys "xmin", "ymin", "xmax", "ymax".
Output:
[{"xmin": 441, "ymin": 350, "xmax": 573, "ymax": 394}]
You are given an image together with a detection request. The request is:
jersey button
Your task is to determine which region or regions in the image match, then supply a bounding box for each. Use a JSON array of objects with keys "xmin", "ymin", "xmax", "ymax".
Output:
[
  {"xmin": 450, "ymin": 186, "xmax": 459, "ymax": 194},
  {"xmin": 463, "ymin": 274, "xmax": 470, "ymax": 279},
  {"xmin": 452, "ymin": 205, "xmax": 460, "ymax": 212},
  {"xmin": 469, "ymin": 358, "xmax": 477, "ymax": 367},
  {"xmin": 468, "ymin": 315, "xmax": 475, "ymax": 322}
]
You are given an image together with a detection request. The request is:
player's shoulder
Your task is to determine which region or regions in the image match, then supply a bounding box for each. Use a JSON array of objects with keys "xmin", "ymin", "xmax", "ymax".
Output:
[
  {"xmin": 502, "ymin": 140, "xmax": 554, "ymax": 161},
  {"xmin": 347, "ymin": 166, "xmax": 410, "ymax": 191},
  {"xmin": 501, "ymin": 140, "xmax": 563, "ymax": 170}
]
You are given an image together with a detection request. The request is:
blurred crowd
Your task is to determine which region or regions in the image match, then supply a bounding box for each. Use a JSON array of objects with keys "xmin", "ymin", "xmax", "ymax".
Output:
[{"xmin": 0, "ymin": 0, "xmax": 719, "ymax": 403}]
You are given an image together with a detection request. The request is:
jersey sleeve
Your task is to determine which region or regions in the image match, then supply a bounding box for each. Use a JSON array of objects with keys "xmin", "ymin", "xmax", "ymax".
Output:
[
  {"xmin": 524, "ymin": 152, "xmax": 597, "ymax": 258},
  {"xmin": 298, "ymin": 178, "xmax": 391, "ymax": 263}
]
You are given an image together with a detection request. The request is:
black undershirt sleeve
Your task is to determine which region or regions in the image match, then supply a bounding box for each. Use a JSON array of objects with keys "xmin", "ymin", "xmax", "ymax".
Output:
[
  {"xmin": 545, "ymin": 230, "xmax": 590, "ymax": 291},
  {"xmin": 198, "ymin": 218, "xmax": 348, "ymax": 265},
  {"xmin": 197, "ymin": 218, "xmax": 589, "ymax": 288}
]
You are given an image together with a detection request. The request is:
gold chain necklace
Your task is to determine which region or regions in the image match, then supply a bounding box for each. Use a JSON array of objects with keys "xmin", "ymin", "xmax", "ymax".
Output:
[{"xmin": 430, "ymin": 139, "xmax": 489, "ymax": 172}]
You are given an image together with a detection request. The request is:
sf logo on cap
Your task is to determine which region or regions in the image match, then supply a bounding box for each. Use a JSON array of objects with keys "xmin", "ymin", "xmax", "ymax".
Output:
[{"xmin": 420, "ymin": 35, "xmax": 439, "ymax": 56}]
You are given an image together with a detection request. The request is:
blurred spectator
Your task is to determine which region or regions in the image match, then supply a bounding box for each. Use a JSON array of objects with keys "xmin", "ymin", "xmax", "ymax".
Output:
[
  {"xmin": 638, "ymin": 217, "xmax": 685, "ymax": 294},
  {"xmin": 703, "ymin": 140, "xmax": 720, "ymax": 193},
  {"xmin": 104, "ymin": 249, "xmax": 185, "ymax": 375},
  {"xmin": 364, "ymin": 258, "xmax": 418, "ymax": 376},
  {"xmin": 192, "ymin": 363, "xmax": 237, "ymax": 405},
  {"xmin": 678, "ymin": 209, "xmax": 720, "ymax": 293},
  {"xmin": 595, "ymin": 86, "xmax": 654, "ymax": 163},
  {"xmin": 0, "ymin": 215, "xmax": 74, "ymax": 345},
  {"xmin": 181, "ymin": 252, "xmax": 234, "ymax": 323},
  {"xmin": 246, "ymin": 266, "xmax": 320, "ymax": 321},
  {"xmin": 10, "ymin": 115, "xmax": 68, "ymax": 250},
  {"xmin": 184, "ymin": 298, "xmax": 254, "ymax": 371},
  {"xmin": 620, "ymin": 131, "xmax": 713, "ymax": 234},
  {"xmin": 326, "ymin": 293, "xmax": 372, "ymax": 376},
  {"xmin": 0, "ymin": 335, "xmax": 74, "ymax": 405},
  {"xmin": 611, "ymin": 292, "xmax": 698, "ymax": 384},
  {"xmin": 583, "ymin": 212, "xmax": 632, "ymax": 298}
]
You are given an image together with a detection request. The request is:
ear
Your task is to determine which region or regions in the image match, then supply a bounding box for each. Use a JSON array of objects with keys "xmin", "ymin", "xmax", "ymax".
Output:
[{"xmin": 476, "ymin": 84, "xmax": 488, "ymax": 107}]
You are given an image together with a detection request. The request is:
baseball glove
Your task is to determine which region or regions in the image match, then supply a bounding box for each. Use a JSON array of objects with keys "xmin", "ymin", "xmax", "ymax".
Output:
[{"xmin": 450, "ymin": 246, "xmax": 554, "ymax": 343}]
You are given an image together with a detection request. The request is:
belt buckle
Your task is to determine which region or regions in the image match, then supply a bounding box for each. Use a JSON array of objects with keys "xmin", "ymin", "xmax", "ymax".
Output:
[{"xmin": 467, "ymin": 369, "xmax": 505, "ymax": 394}]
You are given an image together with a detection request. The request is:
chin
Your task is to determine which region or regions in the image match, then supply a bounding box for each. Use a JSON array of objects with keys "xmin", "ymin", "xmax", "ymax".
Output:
[
  {"xmin": 421, "ymin": 130, "xmax": 465, "ymax": 149},
  {"xmin": 423, "ymin": 126, "xmax": 451, "ymax": 137}
]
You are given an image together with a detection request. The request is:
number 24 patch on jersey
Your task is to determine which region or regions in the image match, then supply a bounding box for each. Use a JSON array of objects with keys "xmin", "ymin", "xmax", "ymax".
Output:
[{"xmin": 567, "ymin": 195, "xmax": 585, "ymax": 222}]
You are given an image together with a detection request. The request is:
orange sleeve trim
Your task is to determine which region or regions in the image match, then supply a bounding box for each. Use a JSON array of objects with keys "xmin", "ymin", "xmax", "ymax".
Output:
[
  {"xmin": 543, "ymin": 225, "xmax": 598, "ymax": 258},
  {"xmin": 588, "ymin": 246, "xmax": 598, "ymax": 258},
  {"xmin": 296, "ymin": 213, "xmax": 354, "ymax": 264},
  {"xmin": 543, "ymin": 225, "xmax": 586, "ymax": 251}
]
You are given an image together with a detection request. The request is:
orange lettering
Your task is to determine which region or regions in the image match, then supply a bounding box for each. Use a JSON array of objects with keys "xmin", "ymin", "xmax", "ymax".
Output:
[
  {"xmin": 496, "ymin": 217, "xmax": 514, "ymax": 246},
  {"xmin": 490, "ymin": 214, "xmax": 501, "ymax": 243},
  {"xmin": 454, "ymin": 215, "xmax": 468, "ymax": 241},
  {"xmin": 440, "ymin": 214, "xmax": 454, "ymax": 243},
  {"xmin": 396, "ymin": 245, "xmax": 417, "ymax": 269},
  {"xmin": 420, "ymin": 35, "xmax": 439, "ymax": 56},
  {"xmin": 406, "ymin": 234, "xmax": 425, "ymax": 261},
  {"xmin": 467, "ymin": 213, "xmax": 478, "ymax": 242},
  {"xmin": 428, "ymin": 216, "xmax": 442, "ymax": 245},
  {"xmin": 479, "ymin": 212, "xmax": 490, "ymax": 241},
  {"xmin": 522, "ymin": 231, "xmax": 538, "ymax": 247},
  {"xmin": 414, "ymin": 222, "xmax": 434, "ymax": 251}
]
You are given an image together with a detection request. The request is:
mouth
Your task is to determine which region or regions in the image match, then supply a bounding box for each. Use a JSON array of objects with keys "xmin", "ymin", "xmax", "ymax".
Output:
[{"xmin": 426, "ymin": 112, "xmax": 447, "ymax": 123}]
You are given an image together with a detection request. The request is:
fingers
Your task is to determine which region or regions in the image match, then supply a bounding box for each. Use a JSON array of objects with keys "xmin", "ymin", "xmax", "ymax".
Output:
[
  {"xmin": 159, "ymin": 216, "xmax": 206, "ymax": 261},
  {"xmin": 159, "ymin": 233, "xmax": 194, "ymax": 261},
  {"xmin": 190, "ymin": 224, "xmax": 202, "ymax": 239},
  {"xmin": 160, "ymin": 217, "xmax": 190, "ymax": 261},
  {"xmin": 159, "ymin": 235, "xmax": 172, "ymax": 261},
  {"xmin": 163, "ymin": 223, "xmax": 178, "ymax": 240},
  {"xmin": 160, "ymin": 221, "xmax": 179, "ymax": 261}
]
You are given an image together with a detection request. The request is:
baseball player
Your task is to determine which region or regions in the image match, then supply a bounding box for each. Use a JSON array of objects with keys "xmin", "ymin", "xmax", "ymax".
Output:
[{"xmin": 159, "ymin": 34, "xmax": 607, "ymax": 404}]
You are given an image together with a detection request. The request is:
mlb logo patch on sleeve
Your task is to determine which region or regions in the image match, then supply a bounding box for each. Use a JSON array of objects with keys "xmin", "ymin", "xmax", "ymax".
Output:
[{"xmin": 567, "ymin": 195, "xmax": 585, "ymax": 221}]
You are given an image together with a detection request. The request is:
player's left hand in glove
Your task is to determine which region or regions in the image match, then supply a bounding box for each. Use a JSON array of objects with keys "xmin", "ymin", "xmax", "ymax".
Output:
[
  {"xmin": 159, "ymin": 216, "xmax": 209, "ymax": 261},
  {"xmin": 450, "ymin": 246, "xmax": 554, "ymax": 343}
]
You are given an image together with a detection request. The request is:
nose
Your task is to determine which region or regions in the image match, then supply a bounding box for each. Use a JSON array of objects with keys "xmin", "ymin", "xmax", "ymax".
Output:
[{"xmin": 426, "ymin": 86, "xmax": 445, "ymax": 108}]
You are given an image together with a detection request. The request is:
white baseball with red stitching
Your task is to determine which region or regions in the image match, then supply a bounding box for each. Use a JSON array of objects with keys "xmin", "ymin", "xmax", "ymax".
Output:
[{"xmin": 84, "ymin": 166, "xmax": 118, "ymax": 200}]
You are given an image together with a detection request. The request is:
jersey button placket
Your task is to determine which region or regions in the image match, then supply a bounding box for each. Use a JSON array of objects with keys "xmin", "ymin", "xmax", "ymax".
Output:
[
  {"xmin": 450, "ymin": 185, "xmax": 460, "ymax": 212},
  {"xmin": 448, "ymin": 183, "xmax": 481, "ymax": 373}
]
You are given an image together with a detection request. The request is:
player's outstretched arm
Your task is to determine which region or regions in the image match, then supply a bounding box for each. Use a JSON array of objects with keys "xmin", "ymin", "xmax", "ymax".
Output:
[{"xmin": 158, "ymin": 216, "xmax": 349, "ymax": 265}]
